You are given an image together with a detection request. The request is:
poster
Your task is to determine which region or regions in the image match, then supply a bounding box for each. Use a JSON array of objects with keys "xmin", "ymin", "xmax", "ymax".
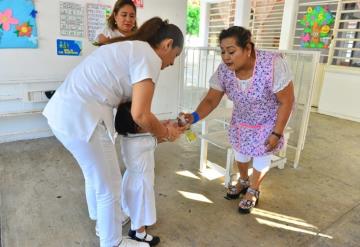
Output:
[
  {"xmin": 299, "ymin": 6, "xmax": 335, "ymax": 49},
  {"xmin": 86, "ymin": 3, "xmax": 111, "ymax": 42},
  {"xmin": 57, "ymin": 39, "xmax": 82, "ymax": 56},
  {"xmin": 0, "ymin": 0, "xmax": 38, "ymax": 48},
  {"xmin": 60, "ymin": 1, "xmax": 84, "ymax": 37}
]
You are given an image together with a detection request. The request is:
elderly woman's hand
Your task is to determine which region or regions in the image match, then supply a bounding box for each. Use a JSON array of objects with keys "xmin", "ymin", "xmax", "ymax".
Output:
[
  {"xmin": 265, "ymin": 134, "xmax": 280, "ymax": 152},
  {"xmin": 178, "ymin": 112, "xmax": 193, "ymax": 127}
]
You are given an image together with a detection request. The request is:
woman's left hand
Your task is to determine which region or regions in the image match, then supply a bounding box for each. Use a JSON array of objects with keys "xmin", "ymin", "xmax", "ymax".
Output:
[{"xmin": 265, "ymin": 134, "xmax": 280, "ymax": 152}]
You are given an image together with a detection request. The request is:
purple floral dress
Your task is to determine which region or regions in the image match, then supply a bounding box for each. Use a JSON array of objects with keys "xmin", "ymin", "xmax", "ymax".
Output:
[{"xmin": 217, "ymin": 50, "xmax": 284, "ymax": 156}]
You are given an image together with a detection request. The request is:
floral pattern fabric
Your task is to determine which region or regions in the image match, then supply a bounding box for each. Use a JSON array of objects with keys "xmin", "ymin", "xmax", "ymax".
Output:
[{"xmin": 217, "ymin": 50, "xmax": 284, "ymax": 156}]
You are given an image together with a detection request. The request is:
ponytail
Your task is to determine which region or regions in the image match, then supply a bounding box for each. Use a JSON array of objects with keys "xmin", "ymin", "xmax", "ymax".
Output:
[{"xmin": 103, "ymin": 17, "xmax": 184, "ymax": 49}]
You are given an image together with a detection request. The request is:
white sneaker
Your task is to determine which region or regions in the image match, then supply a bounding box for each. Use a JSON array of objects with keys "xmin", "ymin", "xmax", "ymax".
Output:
[
  {"xmin": 117, "ymin": 238, "xmax": 150, "ymax": 247},
  {"xmin": 96, "ymin": 216, "xmax": 130, "ymax": 237},
  {"xmin": 122, "ymin": 215, "xmax": 130, "ymax": 226}
]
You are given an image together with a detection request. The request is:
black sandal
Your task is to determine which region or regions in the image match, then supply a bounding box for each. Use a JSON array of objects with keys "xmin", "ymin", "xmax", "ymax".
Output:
[
  {"xmin": 128, "ymin": 230, "xmax": 160, "ymax": 246},
  {"xmin": 226, "ymin": 177, "xmax": 250, "ymax": 199},
  {"xmin": 238, "ymin": 187, "xmax": 260, "ymax": 214}
]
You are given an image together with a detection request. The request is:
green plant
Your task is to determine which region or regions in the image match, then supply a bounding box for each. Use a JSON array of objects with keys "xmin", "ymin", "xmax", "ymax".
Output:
[{"xmin": 186, "ymin": 4, "xmax": 200, "ymax": 36}]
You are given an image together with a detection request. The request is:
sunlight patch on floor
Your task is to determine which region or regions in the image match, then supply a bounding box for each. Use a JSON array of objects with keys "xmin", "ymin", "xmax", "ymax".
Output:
[
  {"xmin": 253, "ymin": 208, "xmax": 333, "ymax": 239},
  {"xmin": 176, "ymin": 170, "xmax": 201, "ymax": 180},
  {"xmin": 178, "ymin": 190, "xmax": 213, "ymax": 203},
  {"xmin": 199, "ymin": 167, "xmax": 224, "ymax": 181}
]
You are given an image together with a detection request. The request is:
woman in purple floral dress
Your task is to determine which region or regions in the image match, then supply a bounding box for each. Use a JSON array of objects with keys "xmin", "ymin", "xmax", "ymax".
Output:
[{"xmin": 181, "ymin": 26, "xmax": 294, "ymax": 214}]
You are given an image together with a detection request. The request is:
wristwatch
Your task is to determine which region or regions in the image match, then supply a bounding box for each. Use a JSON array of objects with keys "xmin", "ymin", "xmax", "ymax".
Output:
[{"xmin": 271, "ymin": 131, "xmax": 282, "ymax": 139}]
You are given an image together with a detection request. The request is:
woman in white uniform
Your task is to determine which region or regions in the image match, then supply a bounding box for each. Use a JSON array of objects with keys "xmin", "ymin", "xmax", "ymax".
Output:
[
  {"xmin": 43, "ymin": 17, "xmax": 184, "ymax": 247},
  {"xmin": 95, "ymin": 0, "xmax": 138, "ymax": 228},
  {"xmin": 95, "ymin": 0, "xmax": 137, "ymax": 44},
  {"xmin": 115, "ymin": 102, "xmax": 161, "ymax": 246}
]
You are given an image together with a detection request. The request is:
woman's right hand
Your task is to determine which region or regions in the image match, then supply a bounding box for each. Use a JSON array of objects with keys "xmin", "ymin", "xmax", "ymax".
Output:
[{"xmin": 164, "ymin": 121, "xmax": 185, "ymax": 142}]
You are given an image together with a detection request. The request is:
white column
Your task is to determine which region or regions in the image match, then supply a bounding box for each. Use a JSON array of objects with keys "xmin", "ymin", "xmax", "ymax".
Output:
[
  {"xmin": 279, "ymin": 0, "xmax": 299, "ymax": 50},
  {"xmin": 199, "ymin": 0, "xmax": 210, "ymax": 47},
  {"xmin": 234, "ymin": 0, "xmax": 251, "ymax": 28}
]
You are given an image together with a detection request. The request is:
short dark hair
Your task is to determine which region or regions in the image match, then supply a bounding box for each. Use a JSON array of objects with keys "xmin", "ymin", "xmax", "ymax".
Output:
[
  {"xmin": 115, "ymin": 102, "xmax": 140, "ymax": 136},
  {"xmin": 219, "ymin": 26, "xmax": 255, "ymax": 52}
]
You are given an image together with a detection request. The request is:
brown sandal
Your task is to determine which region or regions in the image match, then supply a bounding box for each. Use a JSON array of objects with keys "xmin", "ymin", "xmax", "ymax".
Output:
[{"xmin": 226, "ymin": 177, "xmax": 250, "ymax": 199}]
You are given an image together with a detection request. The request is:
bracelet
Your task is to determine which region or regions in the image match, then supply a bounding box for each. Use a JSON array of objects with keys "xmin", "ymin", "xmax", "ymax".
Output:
[
  {"xmin": 271, "ymin": 131, "xmax": 282, "ymax": 139},
  {"xmin": 191, "ymin": 111, "xmax": 200, "ymax": 124}
]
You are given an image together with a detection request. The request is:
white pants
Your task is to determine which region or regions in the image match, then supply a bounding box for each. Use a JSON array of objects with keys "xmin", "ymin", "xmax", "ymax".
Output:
[
  {"xmin": 234, "ymin": 151, "xmax": 272, "ymax": 173},
  {"xmin": 52, "ymin": 122, "xmax": 122, "ymax": 247},
  {"xmin": 120, "ymin": 136, "xmax": 157, "ymax": 231}
]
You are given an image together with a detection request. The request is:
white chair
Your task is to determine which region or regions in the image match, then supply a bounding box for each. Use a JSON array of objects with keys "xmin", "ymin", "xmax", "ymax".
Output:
[{"xmin": 198, "ymin": 107, "xmax": 292, "ymax": 187}]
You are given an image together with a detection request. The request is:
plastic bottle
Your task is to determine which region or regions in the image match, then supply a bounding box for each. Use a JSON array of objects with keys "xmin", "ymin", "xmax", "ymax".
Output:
[{"xmin": 178, "ymin": 115, "xmax": 197, "ymax": 143}]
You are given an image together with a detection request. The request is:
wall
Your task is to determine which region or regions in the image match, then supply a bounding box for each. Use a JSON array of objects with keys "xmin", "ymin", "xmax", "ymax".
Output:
[
  {"xmin": 318, "ymin": 66, "xmax": 360, "ymax": 122},
  {"xmin": 136, "ymin": 0, "xmax": 187, "ymax": 119},
  {"xmin": 0, "ymin": 0, "xmax": 187, "ymax": 143}
]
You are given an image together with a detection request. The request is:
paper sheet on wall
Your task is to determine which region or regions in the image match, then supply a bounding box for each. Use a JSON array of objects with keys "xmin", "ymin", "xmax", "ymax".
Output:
[
  {"xmin": 57, "ymin": 39, "xmax": 82, "ymax": 56},
  {"xmin": 86, "ymin": 3, "xmax": 111, "ymax": 42},
  {"xmin": 60, "ymin": 1, "xmax": 84, "ymax": 37},
  {"xmin": 0, "ymin": 0, "xmax": 38, "ymax": 48}
]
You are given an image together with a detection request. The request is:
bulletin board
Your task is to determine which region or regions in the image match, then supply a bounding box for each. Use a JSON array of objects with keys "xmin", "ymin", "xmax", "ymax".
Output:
[
  {"xmin": 0, "ymin": 0, "xmax": 38, "ymax": 48},
  {"xmin": 0, "ymin": 0, "xmax": 114, "ymax": 83}
]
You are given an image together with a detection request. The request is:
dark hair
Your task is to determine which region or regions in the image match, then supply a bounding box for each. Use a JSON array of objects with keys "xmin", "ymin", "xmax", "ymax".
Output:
[
  {"xmin": 105, "ymin": 17, "xmax": 184, "ymax": 49},
  {"xmin": 219, "ymin": 26, "xmax": 255, "ymax": 55},
  {"xmin": 115, "ymin": 102, "xmax": 140, "ymax": 136},
  {"xmin": 108, "ymin": 0, "xmax": 137, "ymax": 31}
]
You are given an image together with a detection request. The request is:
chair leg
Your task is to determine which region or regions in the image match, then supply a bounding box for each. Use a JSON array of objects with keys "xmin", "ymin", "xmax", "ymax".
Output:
[
  {"xmin": 224, "ymin": 148, "xmax": 233, "ymax": 187},
  {"xmin": 277, "ymin": 132, "xmax": 290, "ymax": 169},
  {"xmin": 200, "ymin": 139, "xmax": 208, "ymax": 172},
  {"xmin": 199, "ymin": 121, "xmax": 209, "ymax": 172}
]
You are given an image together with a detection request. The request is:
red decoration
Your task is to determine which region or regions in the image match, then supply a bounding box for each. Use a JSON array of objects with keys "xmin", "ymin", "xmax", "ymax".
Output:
[{"xmin": 132, "ymin": 0, "xmax": 143, "ymax": 8}]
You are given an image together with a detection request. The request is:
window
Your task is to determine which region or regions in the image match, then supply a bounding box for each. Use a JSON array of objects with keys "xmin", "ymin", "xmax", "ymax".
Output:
[
  {"xmin": 208, "ymin": 0, "xmax": 236, "ymax": 47},
  {"xmin": 329, "ymin": 1, "xmax": 360, "ymax": 67},
  {"xmin": 249, "ymin": 0, "xmax": 285, "ymax": 49}
]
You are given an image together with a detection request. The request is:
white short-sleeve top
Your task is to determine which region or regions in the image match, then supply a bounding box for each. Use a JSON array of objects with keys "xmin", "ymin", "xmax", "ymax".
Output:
[
  {"xmin": 43, "ymin": 41, "xmax": 162, "ymax": 142},
  {"xmin": 94, "ymin": 26, "xmax": 124, "ymax": 42},
  {"xmin": 209, "ymin": 56, "xmax": 293, "ymax": 93}
]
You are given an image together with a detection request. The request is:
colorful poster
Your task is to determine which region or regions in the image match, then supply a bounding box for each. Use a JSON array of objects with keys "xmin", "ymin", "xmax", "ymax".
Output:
[
  {"xmin": 299, "ymin": 6, "xmax": 335, "ymax": 49},
  {"xmin": 0, "ymin": 0, "xmax": 38, "ymax": 48},
  {"xmin": 57, "ymin": 39, "xmax": 82, "ymax": 56},
  {"xmin": 86, "ymin": 3, "xmax": 111, "ymax": 42},
  {"xmin": 60, "ymin": 1, "xmax": 84, "ymax": 37}
]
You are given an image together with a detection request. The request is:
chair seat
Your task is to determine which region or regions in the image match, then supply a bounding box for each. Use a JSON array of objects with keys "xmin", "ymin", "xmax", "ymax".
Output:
[
  {"xmin": 198, "ymin": 130, "xmax": 231, "ymax": 150},
  {"xmin": 199, "ymin": 127, "xmax": 292, "ymax": 150},
  {"xmin": 198, "ymin": 124, "xmax": 292, "ymax": 187}
]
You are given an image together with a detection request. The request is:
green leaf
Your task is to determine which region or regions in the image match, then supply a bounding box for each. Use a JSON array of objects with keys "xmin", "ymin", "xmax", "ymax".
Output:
[{"xmin": 186, "ymin": 5, "xmax": 200, "ymax": 36}]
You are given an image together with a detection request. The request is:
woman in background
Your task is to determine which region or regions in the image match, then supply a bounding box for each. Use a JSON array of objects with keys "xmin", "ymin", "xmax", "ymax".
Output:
[{"xmin": 95, "ymin": 0, "xmax": 137, "ymax": 44}]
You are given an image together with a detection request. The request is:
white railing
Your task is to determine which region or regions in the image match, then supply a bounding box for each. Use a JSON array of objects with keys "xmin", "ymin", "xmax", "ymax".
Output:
[{"xmin": 179, "ymin": 47, "xmax": 222, "ymax": 112}]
